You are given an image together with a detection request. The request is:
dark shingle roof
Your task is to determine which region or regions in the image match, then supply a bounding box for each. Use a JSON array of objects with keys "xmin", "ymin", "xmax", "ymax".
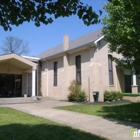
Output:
[
  {"xmin": 37, "ymin": 28, "xmax": 103, "ymax": 59},
  {"xmin": 37, "ymin": 44, "xmax": 63, "ymax": 59}
]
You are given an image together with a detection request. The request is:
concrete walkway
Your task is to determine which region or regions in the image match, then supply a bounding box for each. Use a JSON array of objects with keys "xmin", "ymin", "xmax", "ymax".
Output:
[{"xmin": 1, "ymin": 98, "xmax": 140, "ymax": 140}]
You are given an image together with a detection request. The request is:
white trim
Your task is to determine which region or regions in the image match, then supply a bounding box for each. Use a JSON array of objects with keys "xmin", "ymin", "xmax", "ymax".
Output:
[
  {"xmin": 27, "ymin": 73, "xmax": 28, "ymax": 95},
  {"xmin": 94, "ymin": 36, "xmax": 104, "ymax": 45},
  {"xmin": 32, "ymin": 69, "xmax": 36, "ymax": 96},
  {"xmin": 133, "ymin": 75, "xmax": 137, "ymax": 86},
  {"xmin": 22, "ymin": 55, "xmax": 40, "ymax": 60},
  {"xmin": 115, "ymin": 66, "xmax": 118, "ymax": 91},
  {"xmin": 46, "ymin": 61, "xmax": 49, "ymax": 96}
]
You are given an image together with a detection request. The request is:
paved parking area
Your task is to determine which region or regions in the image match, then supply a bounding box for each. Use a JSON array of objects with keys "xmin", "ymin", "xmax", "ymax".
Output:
[{"xmin": 1, "ymin": 97, "xmax": 140, "ymax": 140}]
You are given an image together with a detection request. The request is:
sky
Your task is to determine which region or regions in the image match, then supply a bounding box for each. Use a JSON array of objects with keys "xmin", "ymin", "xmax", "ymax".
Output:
[{"xmin": 0, "ymin": 0, "xmax": 108, "ymax": 57}]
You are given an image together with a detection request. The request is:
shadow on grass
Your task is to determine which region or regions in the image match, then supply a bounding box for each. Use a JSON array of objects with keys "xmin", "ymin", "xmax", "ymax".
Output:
[
  {"xmin": 98, "ymin": 103, "xmax": 140, "ymax": 129},
  {"xmin": 0, "ymin": 123, "xmax": 106, "ymax": 140}
]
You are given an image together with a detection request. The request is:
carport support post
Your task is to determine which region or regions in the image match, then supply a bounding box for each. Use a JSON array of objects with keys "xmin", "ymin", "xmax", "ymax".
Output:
[
  {"xmin": 133, "ymin": 74, "xmax": 136, "ymax": 86},
  {"xmin": 32, "ymin": 69, "xmax": 37, "ymax": 100}
]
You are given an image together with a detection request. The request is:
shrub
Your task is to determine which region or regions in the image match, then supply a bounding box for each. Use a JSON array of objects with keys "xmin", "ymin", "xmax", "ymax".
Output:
[
  {"xmin": 68, "ymin": 93, "xmax": 75, "ymax": 101},
  {"xmin": 104, "ymin": 90, "xmax": 113, "ymax": 101},
  {"xmin": 76, "ymin": 91, "xmax": 87, "ymax": 102},
  {"xmin": 67, "ymin": 80, "xmax": 86, "ymax": 102},
  {"xmin": 111, "ymin": 91, "xmax": 118, "ymax": 101},
  {"xmin": 117, "ymin": 91, "xmax": 123, "ymax": 100},
  {"xmin": 68, "ymin": 80, "xmax": 81, "ymax": 101},
  {"xmin": 104, "ymin": 90, "xmax": 123, "ymax": 102}
]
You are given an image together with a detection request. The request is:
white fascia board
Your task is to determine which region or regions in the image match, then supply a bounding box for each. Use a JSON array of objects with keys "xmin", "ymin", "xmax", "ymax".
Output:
[
  {"xmin": 94, "ymin": 35, "xmax": 104, "ymax": 45},
  {"xmin": 22, "ymin": 55, "xmax": 40, "ymax": 60}
]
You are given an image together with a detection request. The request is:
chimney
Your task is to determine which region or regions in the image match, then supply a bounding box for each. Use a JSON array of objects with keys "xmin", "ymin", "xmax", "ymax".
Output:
[{"xmin": 63, "ymin": 34, "xmax": 69, "ymax": 51}]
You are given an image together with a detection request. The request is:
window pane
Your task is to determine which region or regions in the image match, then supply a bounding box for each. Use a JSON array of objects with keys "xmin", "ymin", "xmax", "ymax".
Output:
[
  {"xmin": 76, "ymin": 72, "xmax": 81, "ymax": 84},
  {"xmin": 108, "ymin": 55, "xmax": 112, "ymax": 70},
  {"xmin": 54, "ymin": 62, "xmax": 57, "ymax": 86},
  {"xmin": 108, "ymin": 55, "xmax": 113, "ymax": 85},
  {"xmin": 76, "ymin": 56, "xmax": 81, "ymax": 71},
  {"xmin": 54, "ymin": 62, "xmax": 57, "ymax": 73},
  {"xmin": 54, "ymin": 75, "xmax": 57, "ymax": 86},
  {"xmin": 76, "ymin": 55, "xmax": 81, "ymax": 84},
  {"xmin": 109, "ymin": 71, "xmax": 113, "ymax": 85}
]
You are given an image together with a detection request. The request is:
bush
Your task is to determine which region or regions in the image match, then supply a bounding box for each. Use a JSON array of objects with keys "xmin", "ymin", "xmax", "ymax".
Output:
[
  {"xmin": 68, "ymin": 80, "xmax": 86, "ymax": 102},
  {"xmin": 68, "ymin": 93, "xmax": 75, "ymax": 101},
  {"xmin": 104, "ymin": 90, "xmax": 123, "ymax": 102},
  {"xmin": 68, "ymin": 80, "xmax": 81, "ymax": 101},
  {"xmin": 76, "ymin": 91, "xmax": 86, "ymax": 102},
  {"xmin": 104, "ymin": 90, "xmax": 113, "ymax": 101},
  {"xmin": 117, "ymin": 91, "xmax": 123, "ymax": 100},
  {"xmin": 111, "ymin": 91, "xmax": 118, "ymax": 101}
]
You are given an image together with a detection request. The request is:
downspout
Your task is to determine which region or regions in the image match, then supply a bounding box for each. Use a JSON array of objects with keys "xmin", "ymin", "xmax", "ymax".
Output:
[{"xmin": 89, "ymin": 48, "xmax": 91, "ymax": 102}]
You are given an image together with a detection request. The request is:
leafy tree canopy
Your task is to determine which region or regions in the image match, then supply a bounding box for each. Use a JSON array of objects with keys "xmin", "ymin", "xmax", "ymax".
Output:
[
  {"xmin": 0, "ymin": 0, "xmax": 101, "ymax": 31},
  {"xmin": 103, "ymin": 0, "xmax": 140, "ymax": 74}
]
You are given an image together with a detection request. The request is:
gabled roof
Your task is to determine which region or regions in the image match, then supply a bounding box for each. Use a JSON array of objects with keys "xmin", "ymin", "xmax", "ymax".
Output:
[
  {"xmin": 37, "ymin": 28, "xmax": 103, "ymax": 59},
  {"xmin": 0, "ymin": 53, "xmax": 37, "ymax": 69},
  {"xmin": 38, "ymin": 45, "xmax": 63, "ymax": 59}
]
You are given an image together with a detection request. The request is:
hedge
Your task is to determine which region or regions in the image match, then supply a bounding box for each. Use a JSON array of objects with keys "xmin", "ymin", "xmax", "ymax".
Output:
[{"xmin": 104, "ymin": 90, "xmax": 123, "ymax": 102}]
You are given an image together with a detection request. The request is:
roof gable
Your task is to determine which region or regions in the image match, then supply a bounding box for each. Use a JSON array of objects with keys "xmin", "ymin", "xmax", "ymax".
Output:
[{"xmin": 0, "ymin": 53, "xmax": 37, "ymax": 69}]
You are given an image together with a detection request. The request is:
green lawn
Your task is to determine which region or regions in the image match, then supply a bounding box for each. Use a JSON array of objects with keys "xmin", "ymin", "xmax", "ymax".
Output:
[
  {"xmin": 56, "ymin": 102, "xmax": 140, "ymax": 124},
  {"xmin": 0, "ymin": 107, "xmax": 107, "ymax": 140}
]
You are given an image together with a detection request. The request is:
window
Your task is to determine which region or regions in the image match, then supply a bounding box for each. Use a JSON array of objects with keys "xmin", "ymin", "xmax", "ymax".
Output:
[
  {"xmin": 108, "ymin": 55, "xmax": 114, "ymax": 85},
  {"xmin": 54, "ymin": 61, "xmax": 57, "ymax": 86},
  {"xmin": 76, "ymin": 55, "xmax": 81, "ymax": 84}
]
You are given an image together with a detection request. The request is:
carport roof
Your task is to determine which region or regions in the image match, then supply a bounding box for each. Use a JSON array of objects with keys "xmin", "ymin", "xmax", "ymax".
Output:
[{"xmin": 0, "ymin": 53, "xmax": 37, "ymax": 70}]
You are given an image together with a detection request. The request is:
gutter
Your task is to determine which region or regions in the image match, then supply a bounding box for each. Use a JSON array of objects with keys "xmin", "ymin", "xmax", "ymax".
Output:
[{"xmin": 40, "ymin": 42, "xmax": 95, "ymax": 61}]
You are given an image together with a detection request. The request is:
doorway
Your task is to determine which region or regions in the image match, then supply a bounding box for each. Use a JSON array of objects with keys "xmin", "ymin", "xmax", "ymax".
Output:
[
  {"xmin": 0, "ymin": 74, "xmax": 22, "ymax": 98},
  {"xmin": 124, "ymin": 75, "xmax": 131, "ymax": 93}
]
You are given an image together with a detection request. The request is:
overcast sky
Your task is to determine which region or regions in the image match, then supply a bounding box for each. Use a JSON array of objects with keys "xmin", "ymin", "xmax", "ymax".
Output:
[{"xmin": 0, "ymin": 0, "xmax": 107, "ymax": 56}]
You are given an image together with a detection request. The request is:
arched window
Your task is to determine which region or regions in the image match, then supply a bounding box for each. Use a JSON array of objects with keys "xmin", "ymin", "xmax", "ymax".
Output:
[
  {"xmin": 54, "ymin": 61, "xmax": 58, "ymax": 86},
  {"xmin": 76, "ymin": 55, "xmax": 81, "ymax": 84},
  {"xmin": 108, "ymin": 55, "xmax": 114, "ymax": 85}
]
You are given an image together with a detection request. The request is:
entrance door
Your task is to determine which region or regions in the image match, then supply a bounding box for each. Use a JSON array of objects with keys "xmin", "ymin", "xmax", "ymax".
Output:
[
  {"xmin": 14, "ymin": 76, "xmax": 21, "ymax": 97},
  {"xmin": 124, "ymin": 75, "xmax": 131, "ymax": 92}
]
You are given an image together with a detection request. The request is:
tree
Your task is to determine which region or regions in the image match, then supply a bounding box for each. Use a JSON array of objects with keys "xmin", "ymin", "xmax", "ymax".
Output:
[
  {"xmin": 102, "ymin": 0, "xmax": 140, "ymax": 74},
  {"xmin": 1, "ymin": 36, "xmax": 30, "ymax": 55},
  {"xmin": 0, "ymin": 0, "xmax": 102, "ymax": 31}
]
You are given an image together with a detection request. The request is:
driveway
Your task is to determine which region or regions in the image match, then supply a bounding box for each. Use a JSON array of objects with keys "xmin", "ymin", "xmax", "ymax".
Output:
[{"xmin": 1, "ymin": 97, "xmax": 140, "ymax": 140}]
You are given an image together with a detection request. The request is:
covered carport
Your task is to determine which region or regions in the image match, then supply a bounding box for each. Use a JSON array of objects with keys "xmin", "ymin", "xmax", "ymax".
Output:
[{"xmin": 0, "ymin": 53, "xmax": 37, "ymax": 98}]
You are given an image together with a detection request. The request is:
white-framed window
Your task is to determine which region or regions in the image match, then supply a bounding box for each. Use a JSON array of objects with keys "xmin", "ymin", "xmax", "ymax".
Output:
[
  {"xmin": 108, "ymin": 55, "xmax": 114, "ymax": 85},
  {"xmin": 76, "ymin": 55, "xmax": 81, "ymax": 84},
  {"xmin": 54, "ymin": 61, "xmax": 58, "ymax": 86}
]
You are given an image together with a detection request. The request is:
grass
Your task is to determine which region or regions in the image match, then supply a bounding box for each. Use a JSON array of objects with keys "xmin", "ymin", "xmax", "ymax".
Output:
[
  {"xmin": 0, "ymin": 107, "xmax": 107, "ymax": 140},
  {"xmin": 123, "ymin": 93, "xmax": 140, "ymax": 96},
  {"xmin": 56, "ymin": 102, "xmax": 140, "ymax": 124}
]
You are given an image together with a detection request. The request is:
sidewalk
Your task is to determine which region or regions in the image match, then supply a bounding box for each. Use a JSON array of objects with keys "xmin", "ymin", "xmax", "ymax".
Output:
[{"xmin": 1, "ymin": 98, "xmax": 140, "ymax": 140}]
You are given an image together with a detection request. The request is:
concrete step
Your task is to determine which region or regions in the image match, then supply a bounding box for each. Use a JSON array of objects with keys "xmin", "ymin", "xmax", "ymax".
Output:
[{"xmin": 0, "ymin": 97, "xmax": 38, "ymax": 105}]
